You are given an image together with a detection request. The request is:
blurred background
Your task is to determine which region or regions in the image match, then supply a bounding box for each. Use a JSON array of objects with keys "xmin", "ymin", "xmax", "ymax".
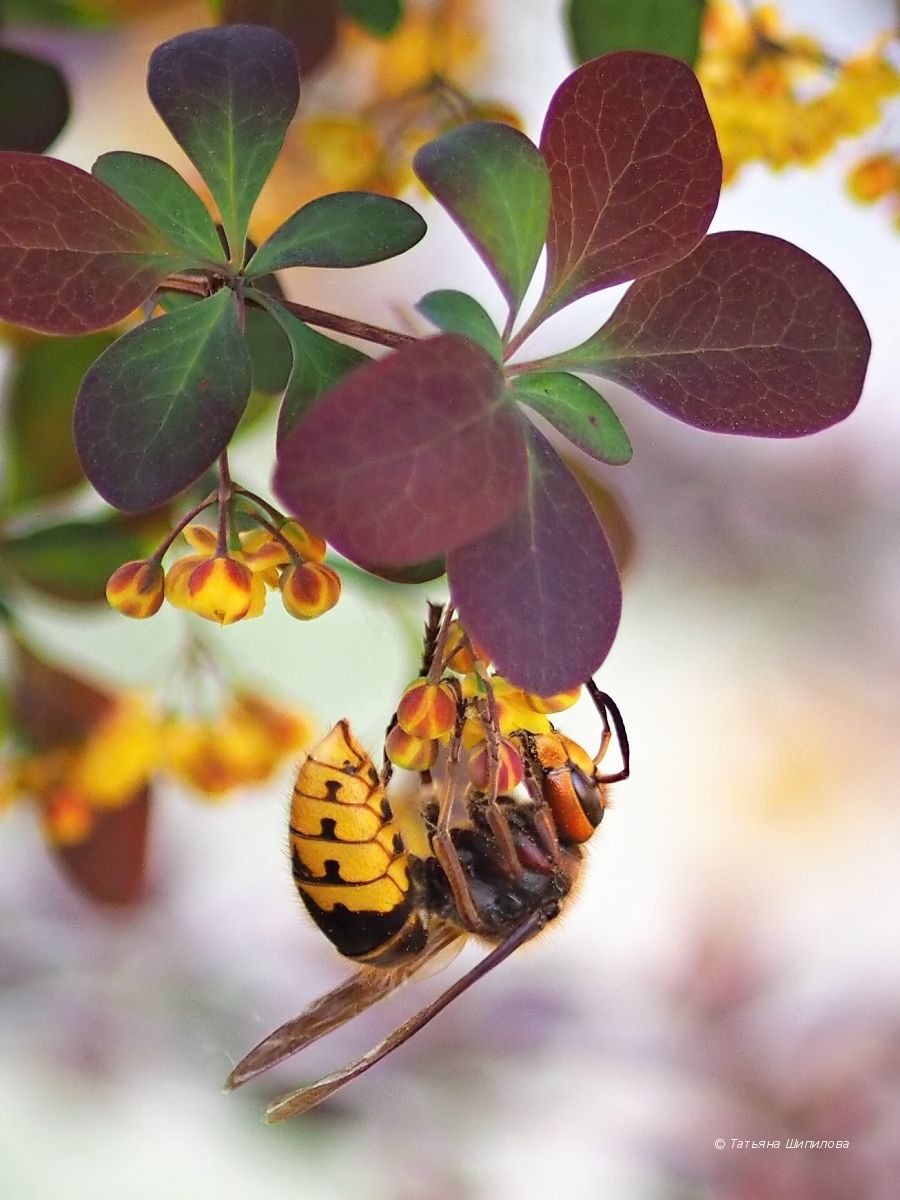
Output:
[{"xmin": 2, "ymin": 1, "xmax": 900, "ymax": 1197}]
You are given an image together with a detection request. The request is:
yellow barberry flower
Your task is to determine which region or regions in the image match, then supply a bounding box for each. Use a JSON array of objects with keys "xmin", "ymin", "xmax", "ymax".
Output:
[
  {"xmin": 397, "ymin": 678, "xmax": 458, "ymax": 739},
  {"xmin": 72, "ymin": 695, "xmax": 160, "ymax": 809},
  {"xmin": 106, "ymin": 559, "xmax": 165, "ymax": 619},
  {"xmin": 184, "ymin": 555, "xmax": 262, "ymax": 625},
  {"xmin": 182, "ymin": 523, "xmax": 218, "ymax": 555},
  {"xmin": 238, "ymin": 530, "xmax": 291, "ymax": 584},
  {"xmin": 697, "ymin": 0, "xmax": 900, "ymax": 183},
  {"xmin": 281, "ymin": 521, "xmax": 327, "ymax": 563},
  {"xmin": 165, "ymin": 554, "xmax": 207, "ymax": 611},
  {"xmin": 280, "ymin": 561, "xmax": 341, "ymax": 620},
  {"xmin": 385, "ymin": 725, "xmax": 438, "ymax": 771},
  {"xmin": 302, "ymin": 116, "xmax": 385, "ymax": 192},
  {"xmin": 468, "ymin": 736, "xmax": 524, "ymax": 793},
  {"xmin": 524, "ymin": 687, "xmax": 582, "ymax": 715},
  {"xmin": 490, "ymin": 678, "xmax": 553, "ymax": 736},
  {"xmin": 162, "ymin": 693, "xmax": 313, "ymax": 797},
  {"xmin": 231, "ymin": 691, "xmax": 313, "ymax": 756},
  {"xmin": 847, "ymin": 153, "xmax": 899, "ymax": 203}
]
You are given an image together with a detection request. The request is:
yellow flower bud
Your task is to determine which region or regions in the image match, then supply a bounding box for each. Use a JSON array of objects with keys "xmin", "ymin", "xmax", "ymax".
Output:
[
  {"xmin": 524, "ymin": 686, "xmax": 582, "ymax": 714},
  {"xmin": 281, "ymin": 520, "xmax": 327, "ymax": 563},
  {"xmin": 280, "ymin": 561, "xmax": 341, "ymax": 619},
  {"xmin": 385, "ymin": 725, "xmax": 438, "ymax": 772},
  {"xmin": 468, "ymin": 737, "xmax": 524, "ymax": 794},
  {"xmin": 490, "ymin": 678, "xmax": 552, "ymax": 735},
  {"xmin": 164, "ymin": 554, "xmax": 207, "ymax": 611},
  {"xmin": 186, "ymin": 555, "xmax": 257, "ymax": 625},
  {"xmin": 396, "ymin": 678, "xmax": 457, "ymax": 739},
  {"xmin": 847, "ymin": 153, "xmax": 898, "ymax": 203},
  {"xmin": 445, "ymin": 620, "xmax": 477, "ymax": 674},
  {"xmin": 106, "ymin": 559, "xmax": 165, "ymax": 619},
  {"xmin": 238, "ymin": 529, "xmax": 292, "ymax": 575},
  {"xmin": 182, "ymin": 523, "xmax": 218, "ymax": 554}
]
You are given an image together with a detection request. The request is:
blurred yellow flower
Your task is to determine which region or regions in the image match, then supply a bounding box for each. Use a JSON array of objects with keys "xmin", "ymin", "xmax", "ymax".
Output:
[
  {"xmin": 73, "ymin": 695, "xmax": 160, "ymax": 809},
  {"xmin": 847, "ymin": 152, "xmax": 900, "ymax": 204},
  {"xmin": 697, "ymin": 1, "xmax": 900, "ymax": 183},
  {"xmin": 162, "ymin": 691, "xmax": 313, "ymax": 797},
  {"xmin": 251, "ymin": 0, "xmax": 520, "ymax": 239}
]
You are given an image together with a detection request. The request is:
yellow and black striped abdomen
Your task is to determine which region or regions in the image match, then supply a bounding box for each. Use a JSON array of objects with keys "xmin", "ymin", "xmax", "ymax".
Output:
[{"xmin": 290, "ymin": 721, "xmax": 426, "ymax": 965}]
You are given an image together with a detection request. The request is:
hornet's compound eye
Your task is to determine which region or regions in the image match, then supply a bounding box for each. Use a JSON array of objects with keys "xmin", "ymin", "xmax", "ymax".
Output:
[{"xmin": 572, "ymin": 771, "xmax": 606, "ymax": 828}]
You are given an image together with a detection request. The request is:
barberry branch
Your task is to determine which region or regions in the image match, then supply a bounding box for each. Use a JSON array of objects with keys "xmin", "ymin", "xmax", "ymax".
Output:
[{"xmin": 157, "ymin": 275, "xmax": 416, "ymax": 350}]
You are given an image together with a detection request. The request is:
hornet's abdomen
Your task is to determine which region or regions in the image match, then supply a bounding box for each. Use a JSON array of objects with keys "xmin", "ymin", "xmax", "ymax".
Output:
[{"xmin": 290, "ymin": 721, "xmax": 426, "ymax": 965}]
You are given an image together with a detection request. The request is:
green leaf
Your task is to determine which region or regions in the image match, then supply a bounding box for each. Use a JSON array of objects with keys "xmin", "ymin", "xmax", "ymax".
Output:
[
  {"xmin": 2, "ymin": 0, "xmax": 104, "ymax": 26},
  {"xmin": 147, "ymin": 25, "xmax": 300, "ymax": 260},
  {"xmin": 0, "ymin": 517, "xmax": 150, "ymax": 604},
  {"xmin": 158, "ymin": 285, "xmax": 292, "ymax": 395},
  {"xmin": 510, "ymin": 372, "xmax": 632, "ymax": 465},
  {"xmin": 257, "ymin": 298, "xmax": 368, "ymax": 441},
  {"xmin": 74, "ymin": 289, "xmax": 252, "ymax": 512},
  {"xmin": 93, "ymin": 151, "xmax": 225, "ymax": 264},
  {"xmin": 340, "ymin": 0, "xmax": 403, "ymax": 36},
  {"xmin": 3, "ymin": 332, "xmax": 116, "ymax": 508},
  {"xmin": 246, "ymin": 192, "xmax": 426, "ymax": 278},
  {"xmin": 0, "ymin": 47, "xmax": 70, "ymax": 153},
  {"xmin": 233, "ymin": 390, "xmax": 278, "ymax": 440},
  {"xmin": 414, "ymin": 122, "xmax": 551, "ymax": 313},
  {"xmin": 566, "ymin": 0, "xmax": 707, "ymax": 66},
  {"xmin": 242, "ymin": 306, "xmax": 293, "ymax": 394},
  {"xmin": 416, "ymin": 290, "xmax": 502, "ymax": 360}
]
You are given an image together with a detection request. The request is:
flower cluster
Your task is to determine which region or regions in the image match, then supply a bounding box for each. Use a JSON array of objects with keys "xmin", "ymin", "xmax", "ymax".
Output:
[
  {"xmin": 107, "ymin": 517, "xmax": 341, "ymax": 627},
  {"xmin": 161, "ymin": 690, "xmax": 313, "ymax": 797},
  {"xmin": 384, "ymin": 618, "xmax": 581, "ymax": 792},
  {"xmin": 4, "ymin": 689, "xmax": 314, "ymax": 847},
  {"xmin": 697, "ymin": 0, "xmax": 900, "ymax": 184}
]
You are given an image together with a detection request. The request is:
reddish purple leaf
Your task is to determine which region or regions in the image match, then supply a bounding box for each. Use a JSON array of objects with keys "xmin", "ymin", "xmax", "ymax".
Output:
[
  {"xmin": 274, "ymin": 334, "xmax": 528, "ymax": 566},
  {"xmin": 12, "ymin": 641, "xmax": 113, "ymax": 752},
  {"xmin": 538, "ymin": 51, "xmax": 721, "ymax": 316},
  {"xmin": 0, "ymin": 153, "xmax": 187, "ymax": 334},
  {"xmin": 448, "ymin": 428, "xmax": 621, "ymax": 694},
  {"xmin": 556, "ymin": 232, "xmax": 871, "ymax": 436},
  {"xmin": 55, "ymin": 790, "xmax": 151, "ymax": 906}
]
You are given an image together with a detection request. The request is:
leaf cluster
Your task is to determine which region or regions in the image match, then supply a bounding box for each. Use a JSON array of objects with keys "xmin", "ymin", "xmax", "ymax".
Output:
[{"xmin": 0, "ymin": 24, "xmax": 871, "ymax": 693}]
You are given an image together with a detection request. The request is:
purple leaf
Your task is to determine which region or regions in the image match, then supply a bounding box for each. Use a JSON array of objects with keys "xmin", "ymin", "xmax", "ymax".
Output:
[
  {"xmin": 56, "ymin": 791, "xmax": 151, "ymax": 907},
  {"xmin": 538, "ymin": 51, "xmax": 721, "ymax": 316},
  {"xmin": 554, "ymin": 232, "xmax": 871, "ymax": 436},
  {"xmin": 448, "ymin": 427, "xmax": 621, "ymax": 694},
  {"xmin": 274, "ymin": 334, "xmax": 528, "ymax": 566},
  {"xmin": 0, "ymin": 153, "xmax": 187, "ymax": 334}
]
